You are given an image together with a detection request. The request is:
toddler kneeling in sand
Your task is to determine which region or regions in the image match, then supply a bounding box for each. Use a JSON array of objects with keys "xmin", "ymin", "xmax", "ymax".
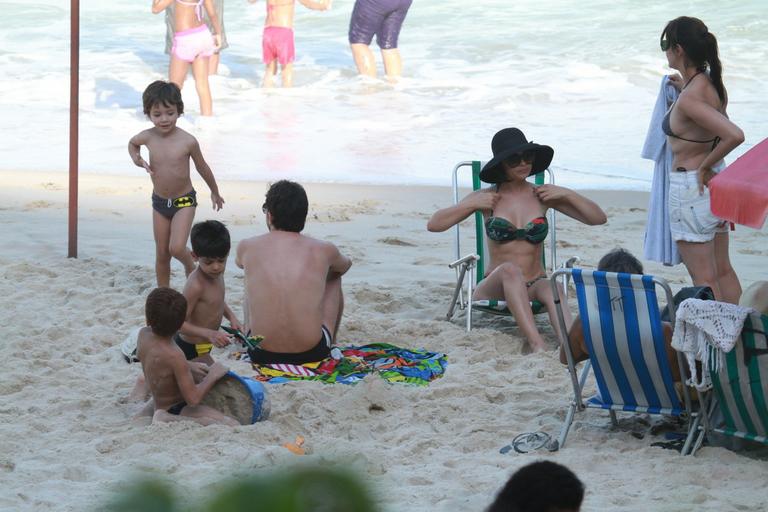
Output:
[{"xmin": 137, "ymin": 287, "xmax": 238, "ymax": 426}]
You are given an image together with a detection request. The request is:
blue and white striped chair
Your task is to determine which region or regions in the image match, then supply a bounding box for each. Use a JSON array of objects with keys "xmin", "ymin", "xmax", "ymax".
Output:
[{"xmin": 549, "ymin": 268, "xmax": 700, "ymax": 454}]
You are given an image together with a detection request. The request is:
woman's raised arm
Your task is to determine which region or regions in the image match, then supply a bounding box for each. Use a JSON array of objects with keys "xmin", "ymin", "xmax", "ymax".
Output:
[
  {"xmin": 534, "ymin": 185, "xmax": 607, "ymax": 226},
  {"xmin": 427, "ymin": 190, "xmax": 499, "ymax": 232}
]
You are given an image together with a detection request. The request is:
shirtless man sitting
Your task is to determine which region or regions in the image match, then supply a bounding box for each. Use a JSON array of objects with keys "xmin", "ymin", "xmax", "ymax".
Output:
[{"xmin": 236, "ymin": 180, "xmax": 352, "ymax": 364}]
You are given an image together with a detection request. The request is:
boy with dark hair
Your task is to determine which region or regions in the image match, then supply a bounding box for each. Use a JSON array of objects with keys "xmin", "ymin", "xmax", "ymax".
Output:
[
  {"xmin": 137, "ymin": 287, "xmax": 237, "ymax": 425},
  {"xmin": 128, "ymin": 80, "xmax": 225, "ymax": 288},
  {"xmin": 596, "ymin": 247, "xmax": 644, "ymax": 275},
  {"xmin": 236, "ymin": 180, "xmax": 352, "ymax": 364},
  {"xmin": 175, "ymin": 220, "xmax": 243, "ymax": 364},
  {"xmin": 488, "ymin": 460, "xmax": 584, "ymax": 512}
]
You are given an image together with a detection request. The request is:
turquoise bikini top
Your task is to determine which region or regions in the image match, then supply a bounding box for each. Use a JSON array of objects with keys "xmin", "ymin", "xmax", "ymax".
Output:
[{"xmin": 485, "ymin": 215, "xmax": 549, "ymax": 244}]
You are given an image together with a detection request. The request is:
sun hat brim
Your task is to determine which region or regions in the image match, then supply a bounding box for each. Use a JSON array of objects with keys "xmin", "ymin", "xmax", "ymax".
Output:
[{"xmin": 479, "ymin": 143, "xmax": 554, "ymax": 183}]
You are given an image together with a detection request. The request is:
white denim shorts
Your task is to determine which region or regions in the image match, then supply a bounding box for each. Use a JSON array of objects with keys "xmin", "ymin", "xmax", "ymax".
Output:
[{"xmin": 669, "ymin": 168, "xmax": 728, "ymax": 243}]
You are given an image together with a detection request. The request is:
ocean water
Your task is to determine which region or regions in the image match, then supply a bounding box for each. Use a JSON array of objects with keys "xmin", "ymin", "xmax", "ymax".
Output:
[{"xmin": 1, "ymin": 0, "xmax": 765, "ymax": 189}]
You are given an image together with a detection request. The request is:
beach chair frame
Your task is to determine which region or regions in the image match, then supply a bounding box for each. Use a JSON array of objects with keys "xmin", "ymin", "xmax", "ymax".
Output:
[
  {"xmin": 550, "ymin": 268, "xmax": 700, "ymax": 455},
  {"xmin": 446, "ymin": 161, "xmax": 558, "ymax": 331},
  {"xmin": 689, "ymin": 312, "xmax": 768, "ymax": 455}
]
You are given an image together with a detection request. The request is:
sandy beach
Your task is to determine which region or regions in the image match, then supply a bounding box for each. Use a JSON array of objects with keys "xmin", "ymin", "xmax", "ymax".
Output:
[{"xmin": 1, "ymin": 170, "xmax": 767, "ymax": 511}]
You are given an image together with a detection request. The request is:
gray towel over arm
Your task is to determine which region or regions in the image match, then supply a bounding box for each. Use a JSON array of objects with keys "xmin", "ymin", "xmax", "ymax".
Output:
[{"xmin": 642, "ymin": 75, "xmax": 681, "ymax": 266}]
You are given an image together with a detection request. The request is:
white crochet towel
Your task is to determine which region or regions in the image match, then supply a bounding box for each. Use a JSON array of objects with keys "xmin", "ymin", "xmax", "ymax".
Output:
[{"xmin": 671, "ymin": 298, "xmax": 755, "ymax": 391}]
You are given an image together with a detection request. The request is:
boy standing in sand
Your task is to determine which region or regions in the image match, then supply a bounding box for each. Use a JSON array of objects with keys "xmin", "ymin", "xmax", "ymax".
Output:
[
  {"xmin": 248, "ymin": 0, "xmax": 332, "ymax": 88},
  {"xmin": 138, "ymin": 287, "xmax": 238, "ymax": 425},
  {"xmin": 175, "ymin": 220, "xmax": 243, "ymax": 364},
  {"xmin": 128, "ymin": 81, "xmax": 224, "ymax": 288},
  {"xmin": 236, "ymin": 180, "xmax": 352, "ymax": 363}
]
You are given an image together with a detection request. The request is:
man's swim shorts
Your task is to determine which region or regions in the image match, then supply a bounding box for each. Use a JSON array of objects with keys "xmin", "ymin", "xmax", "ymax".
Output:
[
  {"xmin": 248, "ymin": 326, "xmax": 332, "ymax": 365},
  {"xmin": 348, "ymin": 0, "xmax": 413, "ymax": 49}
]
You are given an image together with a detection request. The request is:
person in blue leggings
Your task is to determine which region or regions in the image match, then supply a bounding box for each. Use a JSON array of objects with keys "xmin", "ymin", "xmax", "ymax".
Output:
[{"xmin": 348, "ymin": 0, "xmax": 412, "ymax": 80}]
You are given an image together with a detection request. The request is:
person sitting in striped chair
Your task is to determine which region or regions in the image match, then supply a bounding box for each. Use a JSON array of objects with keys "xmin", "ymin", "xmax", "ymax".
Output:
[{"xmin": 559, "ymin": 248, "xmax": 679, "ymax": 381}]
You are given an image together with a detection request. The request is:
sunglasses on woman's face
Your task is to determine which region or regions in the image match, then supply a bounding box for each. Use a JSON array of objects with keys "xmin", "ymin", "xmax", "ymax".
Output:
[
  {"xmin": 505, "ymin": 150, "xmax": 536, "ymax": 168},
  {"xmin": 660, "ymin": 38, "xmax": 672, "ymax": 51}
]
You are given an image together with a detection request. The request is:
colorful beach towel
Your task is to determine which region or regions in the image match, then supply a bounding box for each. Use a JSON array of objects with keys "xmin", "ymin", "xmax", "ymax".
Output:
[{"xmin": 244, "ymin": 343, "xmax": 448, "ymax": 385}]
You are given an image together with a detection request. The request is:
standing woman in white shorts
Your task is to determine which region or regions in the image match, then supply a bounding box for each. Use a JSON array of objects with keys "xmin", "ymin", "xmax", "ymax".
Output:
[{"xmin": 660, "ymin": 16, "xmax": 744, "ymax": 303}]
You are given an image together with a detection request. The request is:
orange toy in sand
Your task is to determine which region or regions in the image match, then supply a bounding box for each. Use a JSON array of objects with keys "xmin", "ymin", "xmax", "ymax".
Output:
[{"xmin": 283, "ymin": 435, "xmax": 306, "ymax": 455}]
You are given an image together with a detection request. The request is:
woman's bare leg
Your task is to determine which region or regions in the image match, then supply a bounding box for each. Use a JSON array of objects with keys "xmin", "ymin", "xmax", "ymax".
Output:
[
  {"xmin": 351, "ymin": 43, "xmax": 377, "ymax": 77},
  {"xmin": 169, "ymin": 55, "xmax": 190, "ymax": 89},
  {"xmin": 209, "ymin": 53, "xmax": 220, "ymax": 75},
  {"xmin": 474, "ymin": 263, "xmax": 546, "ymax": 352},
  {"xmin": 677, "ymin": 240, "xmax": 722, "ymax": 299},
  {"xmin": 529, "ymin": 279, "xmax": 572, "ymax": 342},
  {"xmin": 713, "ymin": 231, "xmax": 742, "ymax": 304},
  {"xmin": 191, "ymin": 57, "xmax": 212, "ymax": 115}
]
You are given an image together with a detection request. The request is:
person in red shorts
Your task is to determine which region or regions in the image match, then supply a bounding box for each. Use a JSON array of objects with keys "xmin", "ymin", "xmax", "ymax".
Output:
[{"xmin": 249, "ymin": 0, "xmax": 331, "ymax": 87}]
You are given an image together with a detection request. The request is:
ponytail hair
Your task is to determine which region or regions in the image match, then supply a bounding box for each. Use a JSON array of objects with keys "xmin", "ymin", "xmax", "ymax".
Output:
[
  {"xmin": 661, "ymin": 16, "xmax": 726, "ymax": 103},
  {"xmin": 704, "ymin": 32, "xmax": 725, "ymax": 103}
]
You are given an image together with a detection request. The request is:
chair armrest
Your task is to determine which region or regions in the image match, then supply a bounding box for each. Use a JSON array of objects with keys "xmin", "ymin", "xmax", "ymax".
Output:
[
  {"xmin": 561, "ymin": 256, "xmax": 581, "ymax": 269},
  {"xmin": 449, "ymin": 253, "xmax": 480, "ymax": 269}
]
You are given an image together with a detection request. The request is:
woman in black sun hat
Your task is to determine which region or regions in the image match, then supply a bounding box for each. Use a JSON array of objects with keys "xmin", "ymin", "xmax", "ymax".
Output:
[{"xmin": 428, "ymin": 128, "xmax": 606, "ymax": 352}]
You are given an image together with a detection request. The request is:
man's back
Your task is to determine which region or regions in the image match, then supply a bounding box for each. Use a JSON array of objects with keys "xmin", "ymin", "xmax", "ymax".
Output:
[{"xmin": 239, "ymin": 231, "xmax": 341, "ymax": 352}]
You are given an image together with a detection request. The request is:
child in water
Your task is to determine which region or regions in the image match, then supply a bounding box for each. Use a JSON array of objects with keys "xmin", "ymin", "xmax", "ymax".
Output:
[
  {"xmin": 248, "ymin": 0, "xmax": 332, "ymax": 88},
  {"xmin": 153, "ymin": 0, "xmax": 222, "ymax": 115}
]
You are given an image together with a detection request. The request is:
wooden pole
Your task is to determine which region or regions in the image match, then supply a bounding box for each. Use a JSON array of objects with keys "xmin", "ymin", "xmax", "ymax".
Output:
[{"xmin": 68, "ymin": 0, "xmax": 79, "ymax": 258}]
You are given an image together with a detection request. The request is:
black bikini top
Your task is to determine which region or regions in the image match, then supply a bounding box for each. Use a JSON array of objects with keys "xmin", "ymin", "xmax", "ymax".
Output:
[{"xmin": 661, "ymin": 71, "xmax": 720, "ymax": 149}]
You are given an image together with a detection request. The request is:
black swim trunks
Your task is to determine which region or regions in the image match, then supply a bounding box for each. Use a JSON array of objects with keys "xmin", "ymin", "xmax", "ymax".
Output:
[
  {"xmin": 166, "ymin": 401, "xmax": 187, "ymax": 415},
  {"xmin": 152, "ymin": 189, "xmax": 197, "ymax": 219},
  {"xmin": 249, "ymin": 326, "xmax": 332, "ymax": 365},
  {"xmin": 174, "ymin": 332, "xmax": 213, "ymax": 361}
]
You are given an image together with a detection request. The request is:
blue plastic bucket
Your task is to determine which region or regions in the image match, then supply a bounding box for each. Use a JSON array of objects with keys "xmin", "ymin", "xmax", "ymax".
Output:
[{"xmin": 226, "ymin": 371, "xmax": 270, "ymax": 423}]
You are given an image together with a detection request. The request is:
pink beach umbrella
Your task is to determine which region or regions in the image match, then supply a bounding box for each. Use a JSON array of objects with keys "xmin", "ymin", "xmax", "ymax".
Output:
[{"xmin": 709, "ymin": 137, "xmax": 768, "ymax": 229}]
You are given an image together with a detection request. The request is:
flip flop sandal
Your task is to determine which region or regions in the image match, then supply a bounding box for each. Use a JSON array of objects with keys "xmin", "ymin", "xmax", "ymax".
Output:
[{"xmin": 500, "ymin": 432, "xmax": 554, "ymax": 454}]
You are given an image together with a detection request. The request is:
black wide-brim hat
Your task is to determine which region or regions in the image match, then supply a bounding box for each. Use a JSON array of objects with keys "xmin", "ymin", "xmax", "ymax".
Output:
[{"xmin": 479, "ymin": 128, "xmax": 554, "ymax": 183}]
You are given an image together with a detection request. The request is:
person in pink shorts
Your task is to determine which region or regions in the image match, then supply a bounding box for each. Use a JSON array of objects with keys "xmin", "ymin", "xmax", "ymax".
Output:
[
  {"xmin": 248, "ymin": 0, "xmax": 331, "ymax": 88},
  {"xmin": 153, "ymin": 0, "xmax": 222, "ymax": 116}
]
